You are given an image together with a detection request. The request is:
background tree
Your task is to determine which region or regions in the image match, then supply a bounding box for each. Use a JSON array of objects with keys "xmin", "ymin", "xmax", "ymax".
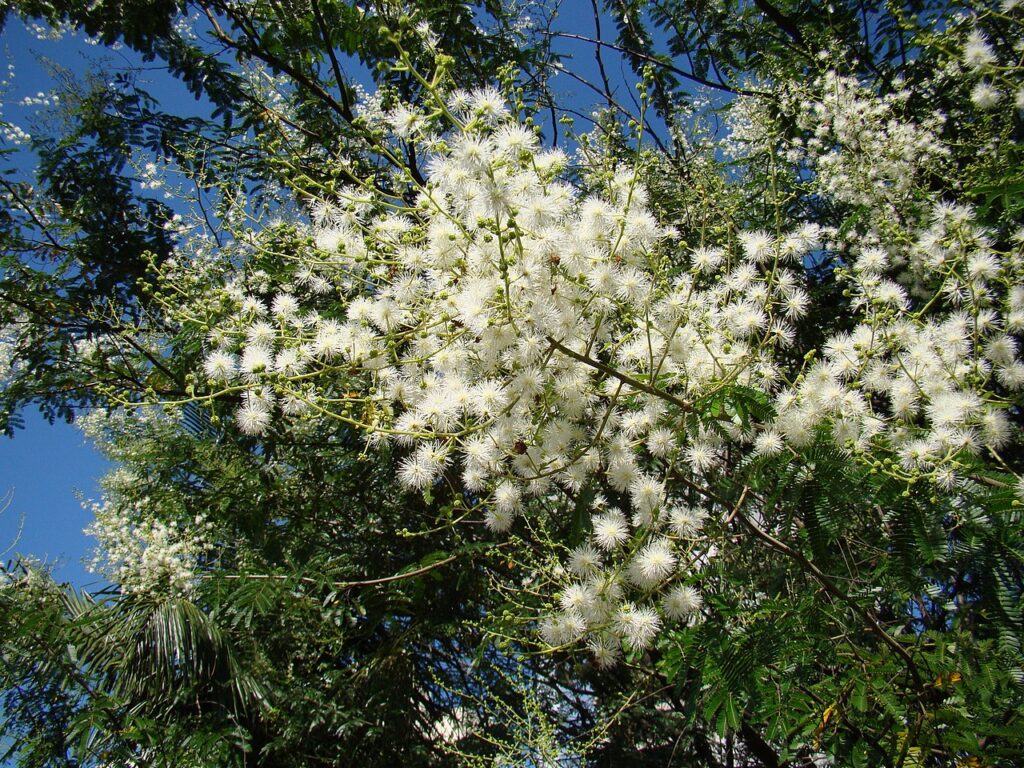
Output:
[{"xmin": 1, "ymin": 1, "xmax": 1023, "ymax": 767}]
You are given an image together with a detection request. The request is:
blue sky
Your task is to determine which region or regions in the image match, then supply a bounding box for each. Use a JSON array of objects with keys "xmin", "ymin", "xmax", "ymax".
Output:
[
  {"xmin": 0, "ymin": 21, "xmax": 113, "ymax": 588},
  {"xmin": 0, "ymin": 410, "xmax": 108, "ymax": 587}
]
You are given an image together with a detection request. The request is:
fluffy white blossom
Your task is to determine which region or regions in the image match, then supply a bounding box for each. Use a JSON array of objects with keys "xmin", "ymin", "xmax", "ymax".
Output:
[
  {"xmin": 663, "ymin": 584, "xmax": 703, "ymax": 621},
  {"xmin": 172, "ymin": 49, "xmax": 1024, "ymax": 663}
]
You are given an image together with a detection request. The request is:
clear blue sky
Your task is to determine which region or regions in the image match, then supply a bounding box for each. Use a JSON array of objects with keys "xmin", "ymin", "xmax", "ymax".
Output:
[{"xmin": 0, "ymin": 410, "xmax": 108, "ymax": 587}]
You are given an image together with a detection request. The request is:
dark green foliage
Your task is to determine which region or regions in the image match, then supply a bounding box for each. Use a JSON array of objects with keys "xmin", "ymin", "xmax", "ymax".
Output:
[
  {"xmin": 0, "ymin": 74, "xmax": 176, "ymax": 431},
  {"xmin": 642, "ymin": 440, "xmax": 1024, "ymax": 766}
]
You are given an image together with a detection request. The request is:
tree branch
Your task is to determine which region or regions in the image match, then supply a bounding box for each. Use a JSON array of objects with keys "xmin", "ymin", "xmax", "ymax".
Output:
[
  {"xmin": 213, "ymin": 548, "xmax": 490, "ymax": 591},
  {"xmin": 547, "ymin": 31, "xmax": 766, "ymax": 97},
  {"xmin": 734, "ymin": 503, "xmax": 925, "ymax": 691},
  {"xmin": 752, "ymin": 0, "xmax": 806, "ymax": 47},
  {"xmin": 546, "ymin": 335, "xmax": 692, "ymax": 412}
]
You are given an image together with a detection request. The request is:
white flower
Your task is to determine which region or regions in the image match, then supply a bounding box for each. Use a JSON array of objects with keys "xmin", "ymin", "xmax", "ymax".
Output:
[
  {"xmin": 236, "ymin": 391, "xmax": 272, "ymax": 435},
  {"xmin": 539, "ymin": 612, "xmax": 586, "ymax": 646},
  {"xmin": 739, "ymin": 230, "xmax": 774, "ymax": 263},
  {"xmin": 274, "ymin": 348, "xmax": 306, "ymax": 377},
  {"xmin": 246, "ymin": 321, "xmax": 275, "ymax": 345},
  {"xmin": 963, "ymin": 29, "xmax": 997, "ymax": 70},
  {"xmin": 646, "ymin": 428, "xmax": 677, "ymax": 457},
  {"xmin": 493, "ymin": 123, "xmax": 538, "ymax": 157},
  {"xmin": 184, "ymin": 85, "xmax": 1024, "ymax": 658},
  {"xmin": 587, "ymin": 636, "xmax": 622, "ymax": 668},
  {"xmin": 753, "ymin": 430, "xmax": 784, "ymax": 457},
  {"xmin": 855, "ymin": 247, "xmax": 889, "ymax": 274},
  {"xmin": 398, "ymin": 443, "xmax": 449, "ymax": 490},
  {"xmin": 492, "ymin": 480, "xmax": 522, "ymax": 516},
  {"xmin": 240, "ymin": 344, "xmax": 274, "ymax": 378},
  {"xmin": 567, "ymin": 544, "xmax": 602, "ymax": 576},
  {"xmin": 628, "ymin": 539, "xmax": 676, "ymax": 587},
  {"xmin": 271, "ymin": 293, "xmax": 299, "ymax": 319},
  {"xmin": 389, "ymin": 104, "xmax": 424, "ymax": 138},
  {"xmin": 971, "ymin": 81, "xmax": 1004, "ymax": 110},
  {"xmin": 485, "ymin": 507, "xmax": 515, "ymax": 532},
  {"xmin": 691, "ymin": 246, "xmax": 724, "ymax": 273},
  {"xmin": 470, "ymin": 86, "xmax": 507, "ymax": 123},
  {"xmin": 663, "ymin": 584, "xmax": 703, "ymax": 620},
  {"xmin": 996, "ymin": 362, "xmax": 1024, "ymax": 390},
  {"xmin": 469, "ymin": 380, "xmax": 508, "ymax": 417},
  {"xmin": 629, "ymin": 475, "xmax": 665, "ymax": 520},
  {"xmin": 559, "ymin": 583, "xmax": 596, "ymax": 614},
  {"xmin": 614, "ymin": 603, "xmax": 661, "ymax": 650},
  {"xmin": 685, "ymin": 441, "xmax": 719, "ymax": 473},
  {"xmin": 591, "ymin": 510, "xmax": 630, "ymax": 551},
  {"xmin": 667, "ymin": 506, "xmax": 708, "ymax": 538},
  {"xmin": 203, "ymin": 350, "xmax": 237, "ymax": 382}
]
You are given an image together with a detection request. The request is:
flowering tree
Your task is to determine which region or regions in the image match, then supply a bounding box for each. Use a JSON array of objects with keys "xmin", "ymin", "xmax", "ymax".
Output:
[{"xmin": 2, "ymin": 1, "xmax": 1023, "ymax": 766}]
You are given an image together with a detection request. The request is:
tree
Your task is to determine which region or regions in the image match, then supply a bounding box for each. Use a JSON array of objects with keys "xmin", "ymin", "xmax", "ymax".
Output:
[{"xmin": 1, "ymin": 1, "xmax": 1023, "ymax": 766}]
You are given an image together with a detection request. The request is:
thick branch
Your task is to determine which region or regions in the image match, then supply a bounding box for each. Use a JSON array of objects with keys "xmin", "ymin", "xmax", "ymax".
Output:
[
  {"xmin": 740, "ymin": 721, "xmax": 780, "ymax": 768},
  {"xmin": 752, "ymin": 0, "xmax": 806, "ymax": 47}
]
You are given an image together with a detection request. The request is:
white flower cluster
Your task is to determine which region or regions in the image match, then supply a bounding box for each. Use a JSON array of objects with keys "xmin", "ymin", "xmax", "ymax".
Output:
[
  {"xmin": 540, "ymin": 496, "xmax": 709, "ymax": 667},
  {"xmin": 27, "ymin": 19, "xmax": 74, "ymax": 41},
  {"xmin": 771, "ymin": 204, "xmax": 1023, "ymax": 487},
  {"xmin": 961, "ymin": 22, "xmax": 1024, "ymax": 112},
  {"xmin": 172, "ymin": 11, "xmax": 1024, "ymax": 661},
  {"xmin": 18, "ymin": 90, "xmax": 59, "ymax": 107},
  {"xmin": 1, "ymin": 121, "xmax": 30, "ymax": 145},
  {"xmin": 85, "ymin": 479, "xmax": 212, "ymax": 596},
  {"xmin": 789, "ymin": 71, "xmax": 948, "ymax": 214},
  {"xmin": 0, "ymin": 324, "xmax": 17, "ymax": 384},
  {"xmin": 186, "ymin": 90, "xmax": 832, "ymax": 659},
  {"xmin": 741, "ymin": 27, "xmax": 1024, "ymax": 487}
]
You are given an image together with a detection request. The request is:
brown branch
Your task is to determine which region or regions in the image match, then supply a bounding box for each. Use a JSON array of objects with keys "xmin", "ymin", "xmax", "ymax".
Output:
[
  {"xmin": 722, "ymin": 485, "xmax": 749, "ymax": 526},
  {"xmin": 734, "ymin": 503, "xmax": 925, "ymax": 691},
  {"xmin": 740, "ymin": 720, "xmax": 781, "ymax": 768},
  {"xmin": 545, "ymin": 336, "xmax": 692, "ymax": 413},
  {"xmin": 216, "ymin": 554, "xmax": 456, "ymax": 590}
]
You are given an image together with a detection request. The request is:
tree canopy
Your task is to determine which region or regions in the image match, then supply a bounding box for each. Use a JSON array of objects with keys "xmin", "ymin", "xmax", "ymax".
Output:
[{"xmin": 1, "ymin": 1, "xmax": 1023, "ymax": 766}]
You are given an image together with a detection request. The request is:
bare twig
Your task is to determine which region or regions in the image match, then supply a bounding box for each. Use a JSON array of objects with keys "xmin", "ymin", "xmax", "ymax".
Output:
[
  {"xmin": 547, "ymin": 31, "xmax": 766, "ymax": 97},
  {"xmin": 217, "ymin": 553, "xmax": 458, "ymax": 590}
]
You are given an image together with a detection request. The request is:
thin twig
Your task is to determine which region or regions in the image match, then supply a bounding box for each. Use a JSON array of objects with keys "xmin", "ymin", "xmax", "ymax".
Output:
[
  {"xmin": 547, "ymin": 31, "xmax": 766, "ymax": 97},
  {"xmin": 216, "ymin": 553, "xmax": 459, "ymax": 590},
  {"xmin": 722, "ymin": 485, "xmax": 749, "ymax": 526}
]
